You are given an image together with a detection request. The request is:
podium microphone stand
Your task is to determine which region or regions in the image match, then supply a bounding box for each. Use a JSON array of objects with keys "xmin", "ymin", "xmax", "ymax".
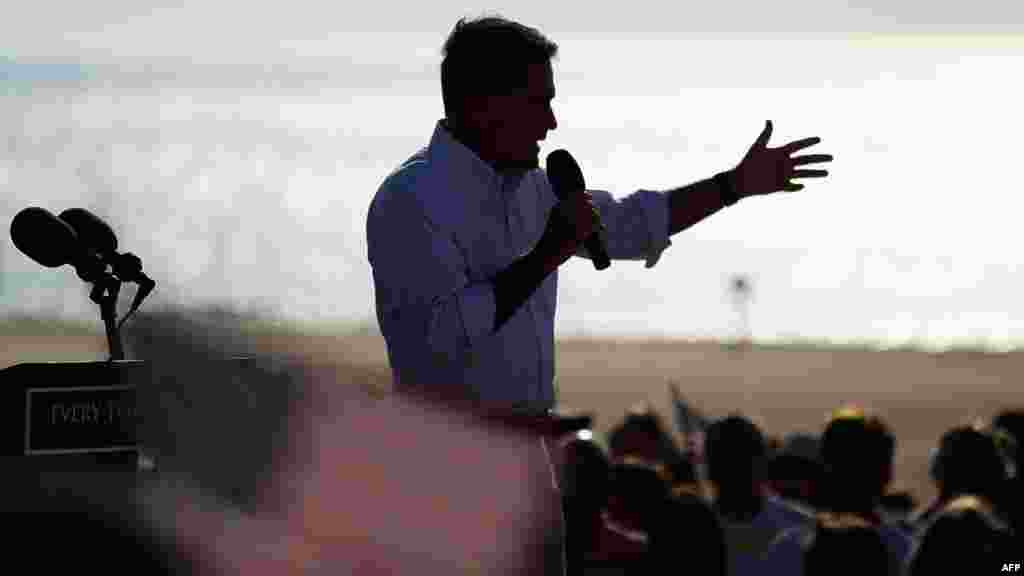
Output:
[{"xmin": 90, "ymin": 273, "xmax": 125, "ymax": 361}]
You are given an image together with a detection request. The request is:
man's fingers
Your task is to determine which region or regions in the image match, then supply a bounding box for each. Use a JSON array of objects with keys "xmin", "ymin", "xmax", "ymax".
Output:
[
  {"xmin": 792, "ymin": 154, "xmax": 833, "ymax": 166},
  {"xmin": 779, "ymin": 137, "xmax": 822, "ymax": 154},
  {"xmin": 782, "ymin": 183, "xmax": 805, "ymax": 192},
  {"xmin": 754, "ymin": 120, "xmax": 773, "ymax": 149},
  {"xmin": 791, "ymin": 169, "xmax": 828, "ymax": 179}
]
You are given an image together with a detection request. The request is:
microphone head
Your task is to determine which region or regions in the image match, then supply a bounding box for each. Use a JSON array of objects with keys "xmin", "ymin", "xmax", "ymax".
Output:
[
  {"xmin": 58, "ymin": 208, "xmax": 118, "ymax": 255},
  {"xmin": 10, "ymin": 207, "xmax": 80, "ymax": 268},
  {"xmin": 545, "ymin": 149, "xmax": 586, "ymax": 201}
]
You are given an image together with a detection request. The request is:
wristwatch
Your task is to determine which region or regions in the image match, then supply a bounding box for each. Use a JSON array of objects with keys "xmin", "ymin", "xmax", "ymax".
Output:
[{"xmin": 715, "ymin": 171, "xmax": 739, "ymax": 207}]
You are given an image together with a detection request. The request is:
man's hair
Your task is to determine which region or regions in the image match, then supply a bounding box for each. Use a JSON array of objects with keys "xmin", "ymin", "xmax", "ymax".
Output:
[
  {"xmin": 440, "ymin": 15, "xmax": 559, "ymax": 119},
  {"xmin": 703, "ymin": 414, "xmax": 766, "ymax": 488}
]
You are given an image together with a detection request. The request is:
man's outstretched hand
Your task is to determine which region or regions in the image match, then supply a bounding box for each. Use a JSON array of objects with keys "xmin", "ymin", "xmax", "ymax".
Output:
[{"xmin": 732, "ymin": 120, "xmax": 833, "ymax": 198}]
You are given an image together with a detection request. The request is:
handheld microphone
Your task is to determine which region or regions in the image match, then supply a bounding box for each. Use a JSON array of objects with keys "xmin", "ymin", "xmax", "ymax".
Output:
[{"xmin": 546, "ymin": 149, "xmax": 611, "ymax": 271}]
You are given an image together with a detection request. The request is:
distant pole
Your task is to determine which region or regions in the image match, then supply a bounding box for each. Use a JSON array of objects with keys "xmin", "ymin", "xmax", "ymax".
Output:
[
  {"xmin": 210, "ymin": 212, "xmax": 237, "ymax": 307},
  {"xmin": 729, "ymin": 274, "xmax": 752, "ymax": 349}
]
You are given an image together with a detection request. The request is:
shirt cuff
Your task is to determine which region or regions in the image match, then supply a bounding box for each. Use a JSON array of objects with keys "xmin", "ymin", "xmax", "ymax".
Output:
[{"xmin": 642, "ymin": 189, "xmax": 673, "ymax": 268}]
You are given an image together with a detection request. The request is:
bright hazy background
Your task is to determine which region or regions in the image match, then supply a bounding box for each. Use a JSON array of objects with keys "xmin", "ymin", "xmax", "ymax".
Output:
[{"xmin": 3, "ymin": 1, "xmax": 1023, "ymax": 350}]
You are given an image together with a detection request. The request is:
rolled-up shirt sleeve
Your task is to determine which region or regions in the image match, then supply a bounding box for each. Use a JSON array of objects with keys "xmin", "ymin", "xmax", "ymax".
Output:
[
  {"xmin": 367, "ymin": 186, "xmax": 496, "ymax": 372},
  {"xmin": 574, "ymin": 188, "xmax": 673, "ymax": 268}
]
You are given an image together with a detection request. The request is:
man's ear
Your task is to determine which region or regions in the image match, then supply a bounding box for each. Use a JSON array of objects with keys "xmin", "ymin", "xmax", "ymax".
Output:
[{"xmin": 459, "ymin": 95, "xmax": 489, "ymax": 128}]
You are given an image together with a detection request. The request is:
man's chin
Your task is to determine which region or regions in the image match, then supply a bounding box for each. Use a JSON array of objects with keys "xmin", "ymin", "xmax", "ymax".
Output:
[{"xmin": 497, "ymin": 155, "xmax": 539, "ymax": 173}]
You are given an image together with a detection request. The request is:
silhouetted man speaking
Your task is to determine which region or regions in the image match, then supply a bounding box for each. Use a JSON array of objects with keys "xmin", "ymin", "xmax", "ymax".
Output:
[{"xmin": 367, "ymin": 15, "xmax": 832, "ymax": 413}]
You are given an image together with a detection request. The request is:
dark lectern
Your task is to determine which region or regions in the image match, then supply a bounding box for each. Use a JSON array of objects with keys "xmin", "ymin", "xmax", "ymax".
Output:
[
  {"xmin": 1, "ymin": 361, "xmax": 143, "ymax": 460},
  {"xmin": 0, "ymin": 361, "xmax": 144, "ymax": 516}
]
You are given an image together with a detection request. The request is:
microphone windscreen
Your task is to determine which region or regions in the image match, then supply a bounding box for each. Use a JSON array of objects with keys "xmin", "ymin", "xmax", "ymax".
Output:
[
  {"xmin": 59, "ymin": 208, "xmax": 118, "ymax": 255},
  {"xmin": 545, "ymin": 149, "xmax": 585, "ymax": 201},
  {"xmin": 10, "ymin": 207, "xmax": 79, "ymax": 268}
]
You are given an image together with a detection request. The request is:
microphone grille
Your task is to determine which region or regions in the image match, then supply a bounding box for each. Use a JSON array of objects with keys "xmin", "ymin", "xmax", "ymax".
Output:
[
  {"xmin": 10, "ymin": 207, "xmax": 78, "ymax": 268},
  {"xmin": 545, "ymin": 149, "xmax": 585, "ymax": 199},
  {"xmin": 59, "ymin": 208, "xmax": 118, "ymax": 254}
]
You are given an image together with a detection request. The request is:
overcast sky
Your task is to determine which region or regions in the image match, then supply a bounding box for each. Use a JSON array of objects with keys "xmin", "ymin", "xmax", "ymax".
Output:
[
  {"xmin": 4, "ymin": 0, "xmax": 1024, "ymax": 67},
  {"xmin": 4, "ymin": 1, "xmax": 1024, "ymax": 347}
]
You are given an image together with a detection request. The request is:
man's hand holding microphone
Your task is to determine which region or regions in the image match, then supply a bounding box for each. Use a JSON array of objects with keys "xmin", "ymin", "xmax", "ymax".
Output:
[
  {"xmin": 538, "ymin": 149, "xmax": 610, "ymax": 274},
  {"xmin": 491, "ymin": 149, "xmax": 610, "ymax": 333}
]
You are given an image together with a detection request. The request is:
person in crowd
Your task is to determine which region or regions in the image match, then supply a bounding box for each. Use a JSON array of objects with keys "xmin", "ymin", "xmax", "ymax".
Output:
[
  {"xmin": 703, "ymin": 414, "xmax": 812, "ymax": 575},
  {"xmin": 762, "ymin": 406, "xmax": 914, "ymax": 575},
  {"xmin": 561, "ymin": 433, "xmax": 612, "ymax": 576},
  {"xmin": 586, "ymin": 461, "xmax": 670, "ymax": 574},
  {"xmin": 911, "ymin": 425, "xmax": 1009, "ymax": 536},
  {"xmin": 992, "ymin": 409, "xmax": 1024, "ymax": 469},
  {"xmin": 666, "ymin": 451, "xmax": 704, "ymax": 499},
  {"xmin": 607, "ymin": 403, "xmax": 682, "ymax": 466},
  {"xmin": 802, "ymin": 524, "xmax": 890, "ymax": 576},
  {"xmin": 906, "ymin": 494, "xmax": 1016, "ymax": 576},
  {"xmin": 657, "ymin": 474, "xmax": 729, "ymax": 575},
  {"xmin": 766, "ymin": 431, "xmax": 822, "ymax": 514},
  {"xmin": 991, "ymin": 408, "xmax": 1023, "ymax": 541}
]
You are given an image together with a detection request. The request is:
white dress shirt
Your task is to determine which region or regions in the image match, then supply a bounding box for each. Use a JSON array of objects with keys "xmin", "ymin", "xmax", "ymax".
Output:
[{"xmin": 367, "ymin": 120, "xmax": 672, "ymax": 413}]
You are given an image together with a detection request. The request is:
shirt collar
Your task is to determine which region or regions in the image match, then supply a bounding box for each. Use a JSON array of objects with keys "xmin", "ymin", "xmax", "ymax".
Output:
[
  {"xmin": 429, "ymin": 119, "xmax": 501, "ymax": 192},
  {"xmin": 429, "ymin": 119, "xmax": 532, "ymax": 194}
]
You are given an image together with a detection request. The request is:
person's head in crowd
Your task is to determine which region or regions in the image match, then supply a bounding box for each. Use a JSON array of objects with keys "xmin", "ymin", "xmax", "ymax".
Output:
[
  {"xmin": 819, "ymin": 405, "xmax": 895, "ymax": 518},
  {"xmin": 703, "ymin": 414, "xmax": 767, "ymax": 519},
  {"xmin": 604, "ymin": 460, "xmax": 670, "ymax": 533},
  {"xmin": 907, "ymin": 495, "xmax": 1016, "ymax": 576},
  {"xmin": 991, "ymin": 409, "xmax": 1024, "ymax": 534},
  {"xmin": 992, "ymin": 408, "xmax": 1023, "ymax": 470},
  {"xmin": 928, "ymin": 425, "xmax": 1007, "ymax": 504},
  {"xmin": 991, "ymin": 409, "xmax": 1024, "ymax": 543},
  {"xmin": 802, "ymin": 526, "xmax": 889, "ymax": 576},
  {"xmin": 607, "ymin": 403, "xmax": 681, "ymax": 465},
  {"xmin": 768, "ymin": 431, "xmax": 822, "ymax": 509},
  {"xmin": 666, "ymin": 450, "xmax": 703, "ymax": 498},
  {"xmin": 562, "ymin": 432, "xmax": 610, "ymax": 506},
  {"xmin": 561, "ymin": 433, "xmax": 610, "ymax": 576}
]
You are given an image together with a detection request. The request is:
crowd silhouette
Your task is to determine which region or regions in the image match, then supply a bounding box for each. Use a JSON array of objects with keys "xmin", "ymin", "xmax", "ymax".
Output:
[
  {"xmin": 2, "ymin": 310, "xmax": 1021, "ymax": 574},
  {"xmin": 560, "ymin": 386, "xmax": 1022, "ymax": 575}
]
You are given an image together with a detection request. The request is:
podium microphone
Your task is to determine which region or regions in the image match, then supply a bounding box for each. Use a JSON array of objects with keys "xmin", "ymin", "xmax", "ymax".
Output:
[
  {"xmin": 58, "ymin": 208, "xmax": 155, "ymax": 328},
  {"xmin": 546, "ymin": 149, "xmax": 611, "ymax": 270},
  {"xmin": 10, "ymin": 207, "xmax": 79, "ymax": 268},
  {"xmin": 10, "ymin": 207, "xmax": 107, "ymax": 282}
]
